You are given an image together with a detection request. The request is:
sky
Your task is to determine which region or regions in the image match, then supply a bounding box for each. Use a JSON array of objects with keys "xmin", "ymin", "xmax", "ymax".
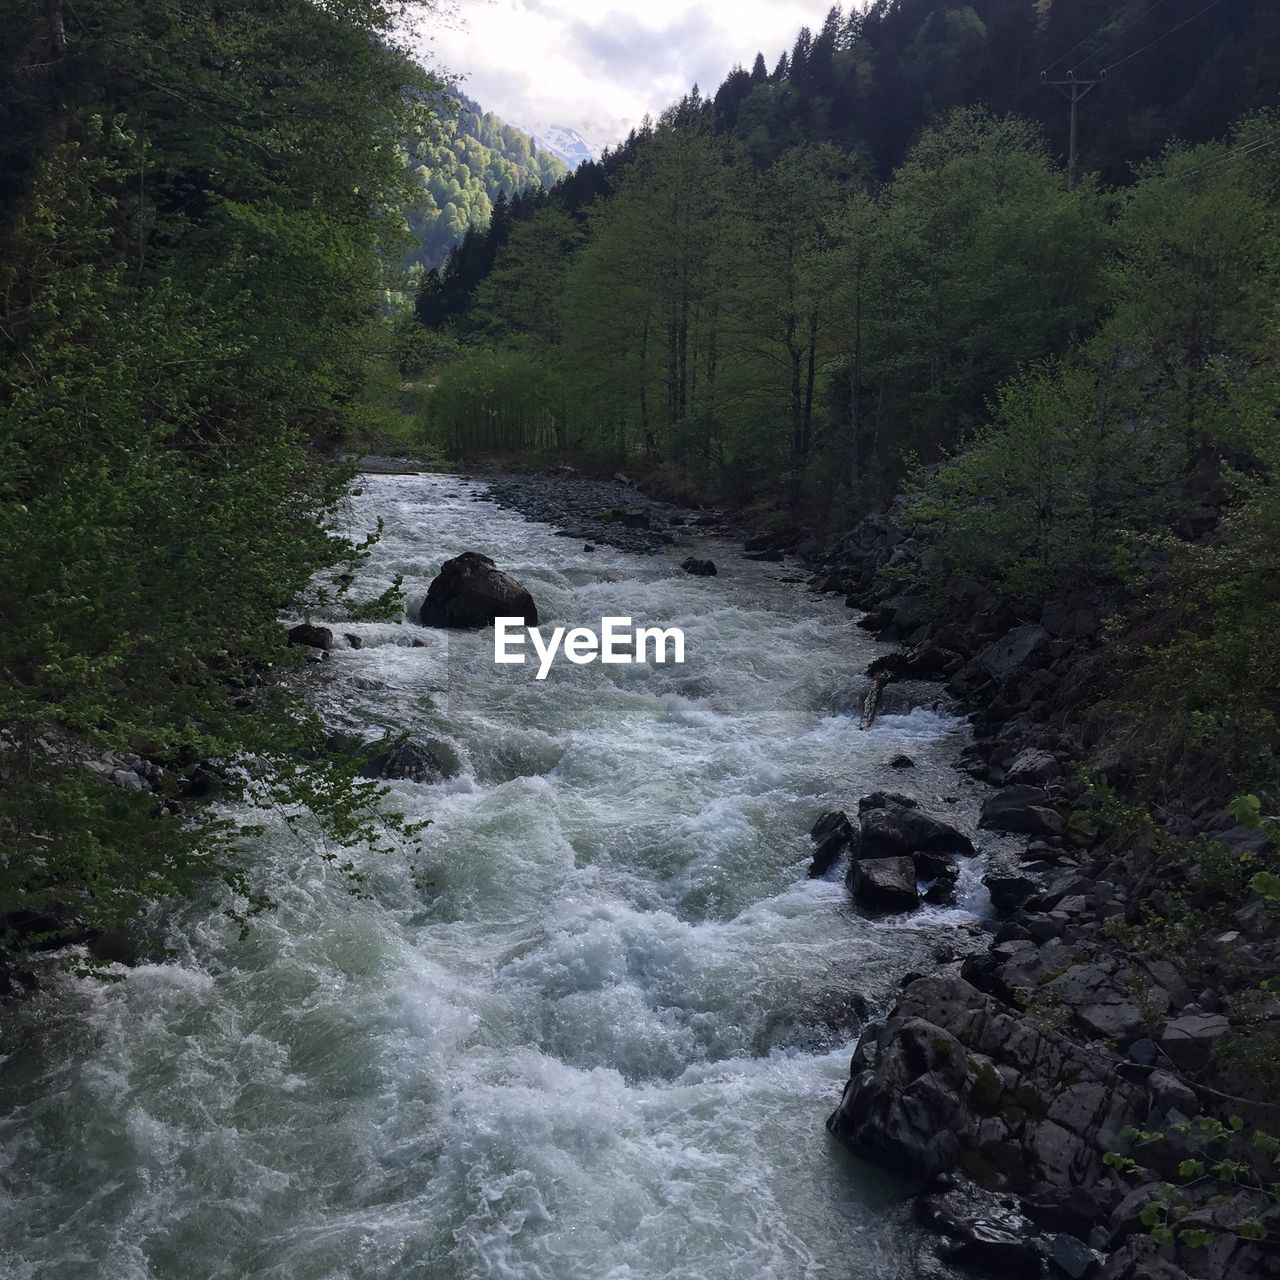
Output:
[{"xmin": 411, "ymin": 0, "xmax": 826, "ymax": 150}]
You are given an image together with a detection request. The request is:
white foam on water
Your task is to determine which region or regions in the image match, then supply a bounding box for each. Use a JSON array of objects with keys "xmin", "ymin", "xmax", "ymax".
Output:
[{"xmin": 0, "ymin": 474, "xmax": 988, "ymax": 1279}]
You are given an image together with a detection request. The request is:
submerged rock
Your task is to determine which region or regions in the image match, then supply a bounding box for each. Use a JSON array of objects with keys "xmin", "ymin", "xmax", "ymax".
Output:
[
  {"xmin": 680, "ymin": 557, "xmax": 717, "ymax": 577},
  {"xmin": 359, "ymin": 738, "xmax": 457, "ymax": 785},
  {"xmin": 419, "ymin": 551, "xmax": 538, "ymax": 630}
]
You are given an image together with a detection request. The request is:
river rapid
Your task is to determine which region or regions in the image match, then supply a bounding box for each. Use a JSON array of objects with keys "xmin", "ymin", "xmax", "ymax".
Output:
[{"xmin": 0, "ymin": 473, "xmax": 992, "ymax": 1280}]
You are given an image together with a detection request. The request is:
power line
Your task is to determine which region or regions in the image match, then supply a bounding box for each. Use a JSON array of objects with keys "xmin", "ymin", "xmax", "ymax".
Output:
[
  {"xmin": 1177, "ymin": 133, "xmax": 1280, "ymax": 182},
  {"xmin": 1042, "ymin": 9, "xmax": 1129, "ymax": 77},
  {"xmin": 1101, "ymin": 0, "xmax": 1225, "ymax": 74},
  {"xmin": 1067, "ymin": 0, "xmax": 1177, "ymax": 77}
]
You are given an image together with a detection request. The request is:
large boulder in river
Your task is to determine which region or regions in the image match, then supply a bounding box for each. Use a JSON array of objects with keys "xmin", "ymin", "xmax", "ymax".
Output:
[
  {"xmin": 827, "ymin": 975, "xmax": 1146, "ymax": 1190},
  {"xmin": 419, "ymin": 552, "xmax": 538, "ymax": 630},
  {"xmin": 287, "ymin": 622, "xmax": 333, "ymax": 650},
  {"xmin": 849, "ymin": 857, "xmax": 919, "ymax": 912},
  {"xmin": 860, "ymin": 801, "xmax": 976, "ymax": 858},
  {"xmin": 359, "ymin": 738, "xmax": 458, "ymax": 785}
]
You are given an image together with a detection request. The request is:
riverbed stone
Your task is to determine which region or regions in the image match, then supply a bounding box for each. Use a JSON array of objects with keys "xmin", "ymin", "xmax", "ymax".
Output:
[
  {"xmin": 849, "ymin": 857, "xmax": 919, "ymax": 912},
  {"xmin": 809, "ymin": 810, "xmax": 858, "ymax": 877},
  {"xmin": 860, "ymin": 803, "xmax": 976, "ymax": 858},
  {"xmin": 287, "ymin": 622, "xmax": 333, "ymax": 650},
  {"xmin": 680, "ymin": 557, "xmax": 717, "ymax": 577},
  {"xmin": 983, "ymin": 872, "xmax": 1039, "ymax": 913},
  {"xmin": 981, "ymin": 786, "xmax": 1066, "ymax": 837},
  {"xmin": 419, "ymin": 551, "xmax": 538, "ymax": 630}
]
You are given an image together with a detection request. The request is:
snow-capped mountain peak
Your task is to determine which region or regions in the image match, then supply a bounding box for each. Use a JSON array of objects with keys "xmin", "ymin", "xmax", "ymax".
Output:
[{"xmin": 528, "ymin": 124, "xmax": 601, "ymax": 170}]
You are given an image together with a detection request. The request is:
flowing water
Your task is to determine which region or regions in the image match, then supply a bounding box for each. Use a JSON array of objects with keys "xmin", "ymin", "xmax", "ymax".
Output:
[{"xmin": 0, "ymin": 474, "xmax": 991, "ymax": 1280}]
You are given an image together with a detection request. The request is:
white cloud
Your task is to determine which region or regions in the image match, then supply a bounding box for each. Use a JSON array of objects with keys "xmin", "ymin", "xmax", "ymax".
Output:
[{"xmin": 410, "ymin": 0, "xmax": 825, "ymax": 148}]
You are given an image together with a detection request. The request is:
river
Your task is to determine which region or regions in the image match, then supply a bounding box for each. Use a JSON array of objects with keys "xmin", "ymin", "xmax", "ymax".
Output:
[{"xmin": 0, "ymin": 473, "xmax": 991, "ymax": 1280}]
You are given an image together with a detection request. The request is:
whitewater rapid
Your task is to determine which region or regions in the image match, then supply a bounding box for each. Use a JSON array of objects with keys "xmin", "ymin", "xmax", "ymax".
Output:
[{"xmin": 0, "ymin": 474, "xmax": 990, "ymax": 1280}]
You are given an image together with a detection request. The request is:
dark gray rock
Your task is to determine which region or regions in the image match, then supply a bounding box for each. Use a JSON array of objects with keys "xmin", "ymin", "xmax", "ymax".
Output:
[
  {"xmin": 859, "ymin": 791, "xmax": 918, "ymax": 813},
  {"xmin": 828, "ymin": 977, "xmax": 1146, "ymax": 1196},
  {"xmin": 948, "ymin": 1221, "xmax": 1042, "ymax": 1276},
  {"xmin": 419, "ymin": 552, "xmax": 538, "ymax": 630},
  {"xmin": 861, "ymin": 804, "xmax": 976, "ymax": 858},
  {"xmin": 1127, "ymin": 1038, "xmax": 1158, "ymax": 1067},
  {"xmin": 680, "ymin": 557, "xmax": 717, "ymax": 577},
  {"xmin": 1097, "ymin": 1236, "xmax": 1193, "ymax": 1280},
  {"xmin": 1046, "ymin": 1232, "xmax": 1097, "ymax": 1280},
  {"xmin": 984, "ymin": 873, "xmax": 1039, "ymax": 913},
  {"xmin": 1041, "ymin": 594, "xmax": 1104, "ymax": 641},
  {"xmin": 360, "ymin": 739, "xmax": 458, "ymax": 785},
  {"xmin": 1006, "ymin": 748, "xmax": 1063, "ymax": 786},
  {"xmin": 915, "ymin": 851, "xmax": 960, "ymax": 883},
  {"xmin": 978, "ymin": 625, "xmax": 1051, "ymax": 680},
  {"xmin": 849, "ymin": 857, "xmax": 919, "ymax": 913},
  {"xmin": 981, "ymin": 786, "xmax": 1066, "ymax": 838},
  {"xmin": 1157, "ymin": 1013, "xmax": 1230, "ymax": 1072},
  {"xmin": 287, "ymin": 622, "xmax": 333, "ymax": 650},
  {"xmin": 809, "ymin": 810, "xmax": 858, "ymax": 877},
  {"xmin": 889, "ymin": 753, "xmax": 915, "ymax": 769},
  {"xmin": 606, "ymin": 506, "xmax": 650, "ymax": 529},
  {"xmin": 1045, "ymin": 963, "xmax": 1160, "ymax": 1043}
]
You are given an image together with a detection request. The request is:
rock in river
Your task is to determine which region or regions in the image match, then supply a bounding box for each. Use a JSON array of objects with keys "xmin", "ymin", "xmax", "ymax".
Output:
[
  {"xmin": 419, "ymin": 551, "xmax": 538, "ymax": 630},
  {"xmin": 680, "ymin": 557, "xmax": 717, "ymax": 577},
  {"xmin": 809, "ymin": 810, "xmax": 858, "ymax": 877},
  {"xmin": 287, "ymin": 622, "xmax": 333, "ymax": 650},
  {"xmin": 860, "ymin": 799, "xmax": 976, "ymax": 858},
  {"xmin": 849, "ymin": 856, "xmax": 919, "ymax": 912}
]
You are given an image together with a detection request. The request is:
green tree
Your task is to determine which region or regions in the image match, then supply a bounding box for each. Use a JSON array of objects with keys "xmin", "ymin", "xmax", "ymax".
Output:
[{"xmin": 0, "ymin": 0, "xmax": 438, "ymax": 958}]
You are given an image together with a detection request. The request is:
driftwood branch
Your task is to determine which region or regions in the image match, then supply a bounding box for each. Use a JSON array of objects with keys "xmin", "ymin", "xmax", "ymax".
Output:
[{"xmin": 860, "ymin": 672, "xmax": 892, "ymax": 730}]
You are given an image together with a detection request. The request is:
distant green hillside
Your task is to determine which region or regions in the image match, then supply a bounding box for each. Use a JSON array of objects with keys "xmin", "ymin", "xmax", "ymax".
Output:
[{"xmin": 406, "ymin": 91, "xmax": 567, "ymax": 272}]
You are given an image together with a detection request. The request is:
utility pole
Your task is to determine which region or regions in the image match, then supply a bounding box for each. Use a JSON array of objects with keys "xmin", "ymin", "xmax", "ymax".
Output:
[{"xmin": 1041, "ymin": 70, "xmax": 1103, "ymax": 189}]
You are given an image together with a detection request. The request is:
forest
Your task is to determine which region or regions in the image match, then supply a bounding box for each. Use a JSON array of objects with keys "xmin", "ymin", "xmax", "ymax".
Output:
[
  {"xmin": 411, "ymin": 0, "xmax": 1280, "ymax": 804},
  {"xmin": 0, "ymin": 0, "xmax": 436, "ymax": 960},
  {"xmin": 403, "ymin": 89, "xmax": 566, "ymax": 275}
]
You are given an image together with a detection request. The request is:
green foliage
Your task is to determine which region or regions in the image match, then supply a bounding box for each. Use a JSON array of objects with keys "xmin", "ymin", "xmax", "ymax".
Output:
[
  {"xmin": 404, "ymin": 91, "xmax": 567, "ymax": 272},
  {"xmin": 0, "ymin": 0, "xmax": 439, "ymax": 953},
  {"xmin": 428, "ymin": 104, "xmax": 1107, "ymax": 521},
  {"xmin": 1107, "ymin": 1116, "xmax": 1280, "ymax": 1250},
  {"xmin": 429, "ymin": 349, "xmax": 564, "ymax": 456}
]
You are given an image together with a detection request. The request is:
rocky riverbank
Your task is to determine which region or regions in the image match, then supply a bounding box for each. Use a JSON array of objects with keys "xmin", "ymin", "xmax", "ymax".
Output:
[
  {"xmin": 814, "ymin": 506, "xmax": 1279, "ymax": 1280},
  {"xmin": 477, "ymin": 466, "xmax": 734, "ymax": 553}
]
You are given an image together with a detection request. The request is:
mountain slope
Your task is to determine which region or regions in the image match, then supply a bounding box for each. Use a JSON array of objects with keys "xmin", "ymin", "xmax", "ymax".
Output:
[{"xmin": 405, "ymin": 91, "xmax": 568, "ymax": 272}]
